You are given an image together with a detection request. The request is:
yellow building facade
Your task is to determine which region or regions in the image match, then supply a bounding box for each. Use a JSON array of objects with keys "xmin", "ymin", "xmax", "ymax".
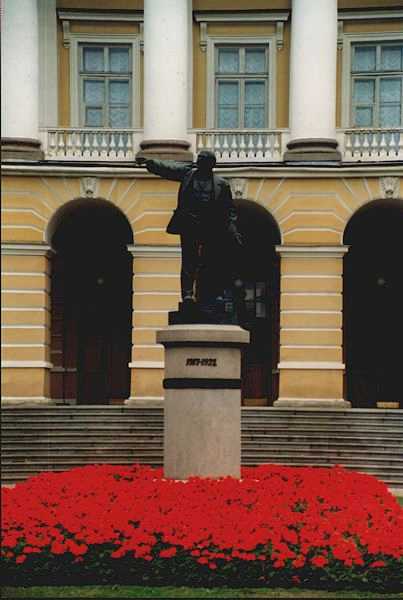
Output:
[{"xmin": 1, "ymin": 0, "xmax": 402, "ymax": 410}]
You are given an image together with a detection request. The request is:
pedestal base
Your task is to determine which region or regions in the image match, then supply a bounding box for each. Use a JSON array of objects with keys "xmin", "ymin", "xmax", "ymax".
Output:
[
  {"xmin": 136, "ymin": 139, "xmax": 193, "ymax": 162},
  {"xmin": 284, "ymin": 138, "xmax": 341, "ymax": 164},
  {"xmin": 157, "ymin": 324, "xmax": 249, "ymax": 479},
  {"xmin": 1, "ymin": 138, "xmax": 44, "ymax": 161}
]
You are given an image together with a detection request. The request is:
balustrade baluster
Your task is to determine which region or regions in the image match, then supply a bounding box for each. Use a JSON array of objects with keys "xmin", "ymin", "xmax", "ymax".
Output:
[
  {"xmin": 48, "ymin": 131, "xmax": 56, "ymax": 157},
  {"xmin": 92, "ymin": 133, "xmax": 100, "ymax": 159},
  {"xmin": 117, "ymin": 133, "xmax": 125, "ymax": 159},
  {"xmin": 247, "ymin": 134, "xmax": 255, "ymax": 159},
  {"xmin": 100, "ymin": 132, "xmax": 108, "ymax": 159},
  {"xmin": 379, "ymin": 132, "xmax": 388, "ymax": 159},
  {"xmin": 273, "ymin": 134, "xmax": 281, "ymax": 159},
  {"xmin": 75, "ymin": 132, "xmax": 82, "ymax": 158},
  {"xmin": 83, "ymin": 133, "xmax": 91, "ymax": 159},
  {"xmin": 230, "ymin": 134, "xmax": 238, "ymax": 159},
  {"xmin": 66, "ymin": 133, "xmax": 73, "ymax": 159},
  {"xmin": 239, "ymin": 134, "xmax": 246, "ymax": 160},
  {"xmin": 221, "ymin": 133, "xmax": 230, "ymax": 161},
  {"xmin": 214, "ymin": 134, "xmax": 221, "ymax": 160},
  {"xmin": 256, "ymin": 134, "xmax": 264, "ymax": 161},
  {"xmin": 126, "ymin": 133, "xmax": 133, "ymax": 159},
  {"xmin": 57, "ymin": 131, "xmax": 65, "ymax": 157}
]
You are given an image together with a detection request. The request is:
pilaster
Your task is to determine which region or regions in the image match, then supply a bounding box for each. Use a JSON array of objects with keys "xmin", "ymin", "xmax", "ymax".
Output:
[
  {"xmin": 1, "ymin": 244, "xmax": 54, "ymax": 406},
  {"xmin": 274, "ymin": 246, "xmax": 350, "ymax": 408},
  {"xmin": 125, "ymin": 245, "xmax": 181, "ymax": 406}
]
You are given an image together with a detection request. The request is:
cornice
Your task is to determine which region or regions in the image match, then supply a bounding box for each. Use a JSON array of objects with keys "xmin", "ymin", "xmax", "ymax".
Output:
[{"xmin": 1, "ymin": 163, "xmax": 402, "ymax": 179}]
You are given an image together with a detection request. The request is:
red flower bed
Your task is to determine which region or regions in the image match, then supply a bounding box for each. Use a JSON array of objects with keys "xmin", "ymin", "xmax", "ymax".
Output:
[{"xmin": 2, "ymin": 464, "xmax": 403, "ymax": 590}]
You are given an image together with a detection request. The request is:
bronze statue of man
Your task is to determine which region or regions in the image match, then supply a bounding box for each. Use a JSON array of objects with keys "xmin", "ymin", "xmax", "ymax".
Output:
[{"xmin": 137, "ymin": 150, "xmax": 242, "ymax": 310}]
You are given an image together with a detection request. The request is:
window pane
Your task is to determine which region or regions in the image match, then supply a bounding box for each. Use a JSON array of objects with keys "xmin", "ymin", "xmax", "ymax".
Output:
[
  {"xmin": 109, "ymin": 81, "xmax": 130, "ymax": 104},
  {"xmin": 353, "ymin": 79, "xmax": 375, "ymax": 104},
  {"xmin": 245, "ymin": 81, "xmax": 265, "ymax": 106},
  {"xmin": 355, "ymin": 106, "xmax": 373, "ymax": 127},
  {"xmin": 84, "ymin": 80, "xmax": 104, "ymax": 104},
  {"xmin": 218, "ymin": 81, "xmax": 239, "ymax": 107},
  {"xmin": 83, "ymin": 47, "xmax": 104, "ymax": 72},
  {"xmin": 245, "ymin": 48, "xmax": 266, "ymax": 73},
  {"xmin": 353, "ymin": 46, "xmax": 376, "ymax": 72},
  {"xmin": 86, "ymin": 107, "xmax": 103, "ymax": 127},
  {"xmin": 217, "ymin": 48, "xmax": 239, "ymax": 73},
  {"xmin": 109, "ymin": 47, "xmax": 130, "ymax": 73},
  {"xmin": 218, "ymin": 108, "xmax": 239, "ymax": 128},
  {"xmin": 381, "ymin": 46, "xmax": 403, "ymax": 71},
  {"xmin": 110, "ymin": 107, "xmax": 130, "ymax": 128},
  {"xmin": 245, "ymin": 107, "xmax": 265, "ymax": 128},
  {"xmin": 380, "ymin": 78, "xmax": 402, "ymax": 102},
  {"xmin": 380, "ymin": 104, "xmax": 401, "ymax": 127}
]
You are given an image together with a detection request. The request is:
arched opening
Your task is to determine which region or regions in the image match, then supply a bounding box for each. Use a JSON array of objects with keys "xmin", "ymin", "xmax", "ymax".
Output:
[
  {"xmin": 233, "ymin": 199, "xmax": 281, "ymax": 405},
  {"xmin": 343, "ymin": 199, "xmax": 403, "ymax": 408},
  {"xmin": 48, "ymin": 199, "xmax": 134, "ymax": 405}
]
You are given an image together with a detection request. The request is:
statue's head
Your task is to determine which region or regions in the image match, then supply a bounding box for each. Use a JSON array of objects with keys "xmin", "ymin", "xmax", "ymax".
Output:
[{"xmin": 196, "ymin": 150, "xmax": 216, "ymax": 174}]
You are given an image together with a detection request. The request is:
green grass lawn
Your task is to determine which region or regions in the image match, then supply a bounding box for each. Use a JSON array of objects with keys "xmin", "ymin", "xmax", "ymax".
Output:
[
  {"xmin": 3, "ymin": 586, "xmax": 403, "ymax": 599},
  {"xmin": 397, "ymin": 496, "xmax": 403, "ymax": 507}
]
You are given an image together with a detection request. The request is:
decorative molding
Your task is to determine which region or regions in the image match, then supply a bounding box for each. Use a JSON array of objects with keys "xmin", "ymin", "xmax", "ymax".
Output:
[
  {"xmin": 57, "ymin": 10, "xmax": 143, "ymax": 22},
  {"xmin": 338, "ymin": 9, "xmax": 403, "ymax": 21},
  {"xmin": 278, "ymin": 362, "xmax": 345, "ymax": 370},
  {"xmin": 127, "ymin": 244, "xmax": 181, "ymax": 258},
  {"xmin": 274, "ymin": 398, "xmax": 351, "ymax": 408},
  {"xmin": 340, "ymin": 30, "xmax": 403, "ymax": 128},
  {"xmin": 205, "ymin": 34, "xmax": 277, "ymax": 129},
  {"xmin": 199, "ymin": 21, "xmax": 207, "ymax": 52},
  {"xmin": 195, "ymin": 11, "xmax": 289, "ymax": 54},
  {"xmin": 380, "ymin": 176, "xmax": 400, "ymax": 199},
  {"xmin": 67, "ymin": 33, "xmax": 141, "ymax": 128},
  {"xmin": 194, "ymin": 11, "xmax": 290, "ymax": 23},
  {"xmin": 3, "ymin": 163, "xmax": 402, "ymax": 179},
  {"xmin": 81, "ymin": 177, "xmax": 99, "ymax": 198},
  {"xmin": 1, "ymin": 244, "xmax": 52, "ymax": 256},
  {"xmin": 139, "ymin": 22, "xmax": 144, "ymax": 52},
  {"xmin": 62, "ymin": 20, "xmax": 70, "ymax": 48},
  {"xmin": 1, "ymin": 361, "xmax": 53, "ymax": 368},
  {"xmin": 276, "ymin": 22, "xmax": 284, "ymax": 51},
  {"xmin": 129, "ymin": 361, "xmax": 165, "ymax": 369},
  {"xmin": 275, "ymin": 246, "xmax": 349, "ymax": 259},
  {"xmin": 230, "ymin": 178, "xmax": 247, "ymax": 200},
  {"xmin": 337, "ymin": 21, "xmax": 344, "ymax": 51}
]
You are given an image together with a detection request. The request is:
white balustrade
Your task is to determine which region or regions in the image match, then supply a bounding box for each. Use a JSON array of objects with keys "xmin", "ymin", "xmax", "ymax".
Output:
[
  {"xmin": 342, "ymin": 129, "xmax": 403, "ymax": 162},
  {"xmin": 195, "ymin": 130, "xmax": 285, "ymax": 162},
  {"xmin": 41, "ymin": 128, "xmax": 143, "ymax": 161}
]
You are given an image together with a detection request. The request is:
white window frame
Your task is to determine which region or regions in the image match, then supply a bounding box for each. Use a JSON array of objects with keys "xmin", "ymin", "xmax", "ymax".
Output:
[
  {"xmin": 68, "ymin": 33, "xmax": 141, "ymax": 128},
  {"xmin": 206, "ymin": 35, "xmax": 276, "ymax": 130},
  {"xmin": 341, "ymin": 31, "xmax": 403, "ymax": 129}
]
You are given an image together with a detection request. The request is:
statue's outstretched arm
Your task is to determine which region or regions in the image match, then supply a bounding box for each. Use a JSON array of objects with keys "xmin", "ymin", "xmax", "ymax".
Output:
[{"xmin": 139, "ymin": 157, "xmax": 191, "ymax": 182}]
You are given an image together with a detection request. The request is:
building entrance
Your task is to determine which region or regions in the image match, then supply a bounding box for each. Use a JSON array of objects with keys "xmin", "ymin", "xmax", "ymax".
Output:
[
  {"xmin": 49, "ymin": 199, "xmax": 133, "ymax": 405},
  {"xmin": 343, "ymin": 200, "xmax": 403, "ymax": 408},
  {"xmin": 232, "ymin": 200, "xmax": 280, "ymax": 405}
]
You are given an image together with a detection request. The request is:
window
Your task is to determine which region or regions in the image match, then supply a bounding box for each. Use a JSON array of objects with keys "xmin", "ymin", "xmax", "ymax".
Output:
[
  {"xmin": 351, "ymin": 42, "xmax": 403, "ymax": 128},
  {"xmin": 215, "ymin": 45, "xmax": 269, "ymax": 129},
  {"xmin": 79, "ymin": 44, "xmax": 132, "ymax": 128}
]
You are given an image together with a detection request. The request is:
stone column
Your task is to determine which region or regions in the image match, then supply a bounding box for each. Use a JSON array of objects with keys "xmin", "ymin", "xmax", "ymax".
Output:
[
  {"xmin": 1, "ymin": 244, "xmax": 53, "ymax": 405},
  {"xmin": 137, "ymin": 0, "xmax": 193, "ymax": 161},
  {"xmin": 274, "ymin": 246, "xmax": 350, "ymax": 408},
  {"xmin": 285, "ymin": 0, "xmax": 341, "ymax": 163},
  {"xmin": 1, "ymin": 0, "xmax": 43, "ymax": 160},
  {"xmin": 157, "ymin": 325, "xmax": 249, "ymax": 479}
]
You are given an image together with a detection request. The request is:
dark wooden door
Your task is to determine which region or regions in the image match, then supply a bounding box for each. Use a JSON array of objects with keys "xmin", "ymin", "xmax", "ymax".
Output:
[{"xmin": 50, "ymin": 248, "xmax": 132, "ymax": 405}]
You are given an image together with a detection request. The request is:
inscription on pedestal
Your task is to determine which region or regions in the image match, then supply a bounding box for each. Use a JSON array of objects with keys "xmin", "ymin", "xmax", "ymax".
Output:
[{"xmin": 186, "ymin": 358, "xmax": 217, "ymax": 367}]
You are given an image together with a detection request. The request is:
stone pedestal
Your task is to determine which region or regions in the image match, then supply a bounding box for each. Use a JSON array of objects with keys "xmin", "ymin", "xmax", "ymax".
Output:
[{"xmin": 157, "ymin": 324, "xmax": 249, "ymax": 479}]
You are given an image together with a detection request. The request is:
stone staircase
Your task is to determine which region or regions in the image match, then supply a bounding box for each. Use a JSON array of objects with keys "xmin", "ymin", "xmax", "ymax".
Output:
[{"xmin": 1, "ymin": 406, "xmax": 402, "ymax": 488}]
